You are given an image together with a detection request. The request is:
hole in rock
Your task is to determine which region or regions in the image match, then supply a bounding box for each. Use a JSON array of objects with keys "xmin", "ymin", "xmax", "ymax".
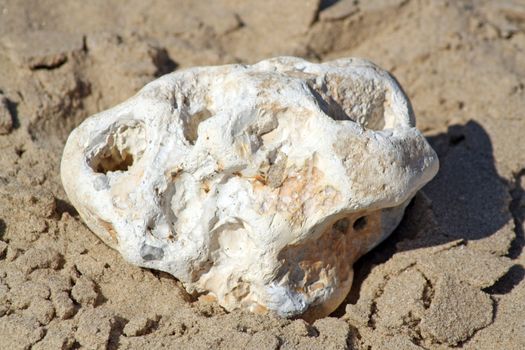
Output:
[
  {"xmin": 353, "ymin": 216, "xmax": 367, "ymax": 231},
  {"xmin": 306, "ymin": 74, "xmax": 394, "ymax": 131},
  {"xmin": 89, "ymin": 123, "xmax": 146, "ymax": 174},
  {"xmin": 95, "ymin": 150, "xmax": 134, "ymax": 173},
  {"xmin": 140, "ymin": 244, "xmax": 164, "ymax": 261},
  {"xmin": 183, "ymin": 109, "xmax": 212, "ymax": 144},
  {"xmin": 332, "ymin": 217, "xmax": 350, "ymax": 234}
]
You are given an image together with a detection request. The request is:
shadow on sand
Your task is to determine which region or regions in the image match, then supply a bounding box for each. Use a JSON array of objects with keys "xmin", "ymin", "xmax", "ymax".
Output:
[{"xmin": 334, "ymin": 120, "xmax": 524, "ymax": 315}]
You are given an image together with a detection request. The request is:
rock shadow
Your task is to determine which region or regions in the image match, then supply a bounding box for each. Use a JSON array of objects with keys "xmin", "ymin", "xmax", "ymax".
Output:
[
  {"xmin": 55, "ymin": 198, "xmax": 79, "ymax": 217},
  {"xmin": 319, "ymin": 0, "xmax": 341, "ymax": 12},
  {"xmin": 334, "ymin": 120, "xmax": 524, "ymax": 315},
  {"xmin": 420, "ymin": 120, "xmax": 513, "ymax": 243}
]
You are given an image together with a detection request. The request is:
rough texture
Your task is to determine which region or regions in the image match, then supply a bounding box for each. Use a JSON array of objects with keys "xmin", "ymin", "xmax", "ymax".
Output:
[
  {"xmin": 419, "ymin": 275, "xmax": 493, "ymax": 345},
  {"xmin": 0, "ymin": 0, "xmax": 524, "ymax": 349},
  {"xmin": 61, "ymin": 57, "xmax": 438, "ymax": 319}
]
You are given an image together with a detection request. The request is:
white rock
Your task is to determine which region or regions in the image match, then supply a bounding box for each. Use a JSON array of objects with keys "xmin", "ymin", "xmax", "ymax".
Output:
[{"xmin": 61, "ymin": 57, "xmax": 438, "ymax": 319}]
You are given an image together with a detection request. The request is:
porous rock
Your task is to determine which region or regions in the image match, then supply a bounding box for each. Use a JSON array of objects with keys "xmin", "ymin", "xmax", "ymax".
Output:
[{"xmin": 61, "ymin": 57, "xmax": 438, "ymax": 319}]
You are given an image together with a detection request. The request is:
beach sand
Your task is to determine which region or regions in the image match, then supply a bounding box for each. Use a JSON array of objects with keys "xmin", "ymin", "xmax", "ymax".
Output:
[{"xmin": 0, "ymin": 1, "xmax": 524, "ymax": 348}]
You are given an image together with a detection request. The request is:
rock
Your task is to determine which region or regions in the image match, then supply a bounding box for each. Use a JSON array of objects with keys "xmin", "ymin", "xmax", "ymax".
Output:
[{"xmin": 61, "ymin": 57, "xmax": 438, "ymax": 319}]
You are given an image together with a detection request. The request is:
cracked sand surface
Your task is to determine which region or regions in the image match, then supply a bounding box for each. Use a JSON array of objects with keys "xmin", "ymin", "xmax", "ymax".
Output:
[{"xmin": 0, "ymin": 0, "xmax": 524, "ymax": 349}]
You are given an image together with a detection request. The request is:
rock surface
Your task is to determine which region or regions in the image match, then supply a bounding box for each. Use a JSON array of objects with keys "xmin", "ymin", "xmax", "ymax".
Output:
[{"xmin": 61, "ymin": 57, "xmax": 438, "ymax": 319}]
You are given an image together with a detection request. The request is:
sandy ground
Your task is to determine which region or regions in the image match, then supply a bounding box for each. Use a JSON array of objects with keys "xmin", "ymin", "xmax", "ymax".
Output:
[{"xmin": 0, "ymin": 0, "xmax": 524, "ymax": 349}]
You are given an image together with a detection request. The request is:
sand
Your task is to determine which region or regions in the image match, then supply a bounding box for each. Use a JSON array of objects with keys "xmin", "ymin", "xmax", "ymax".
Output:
[{"xmin": 0, "ymin": 0, "xmax": 524, "ymax": 349}]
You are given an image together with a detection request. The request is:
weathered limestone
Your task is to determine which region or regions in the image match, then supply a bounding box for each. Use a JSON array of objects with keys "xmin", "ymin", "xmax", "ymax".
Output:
[{"xmin": 61, "ymin": 57, "xmax": 438, "ymax": 319}]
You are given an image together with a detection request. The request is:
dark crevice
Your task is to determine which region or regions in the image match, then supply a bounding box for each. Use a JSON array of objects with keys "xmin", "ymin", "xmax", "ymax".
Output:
[
  {"xmin": 107, "ymin": 316, "xmax": 128, "ymax": 350},
  {"xmin": 353, "ymin": 216, "xmax": 367, "ymax": 231},
  {"xmin": 182, "ymin": 108, "xmax": 212, "ymax": 144},
  {"xmin": 333, "ymin": 218, "xmax": 350, "ymax": 234},
  {"xmin": 55, "ymin": 199, "xmax": 79, "ymax": 217},
  {"xmin": 417, "ymin": 269, "xmax": 435, "ymax": 309},
  {"xmin": 93, "ymin": 280, "xmax": 108, "ymax": 307},
  {"xmin": 454, "ymin": 295, "xmax": 497, "ymax": 348},
  {"xmin": 367, "ymin": 300, "xmax": 378, "ymax": 329},
  {"xmin": 151, "ymin": 48, "xmax": 178, "ymax": 77},
  {"xmin": 30, "ymin": 328, "xmax": 48, "ymax": 348},
  {"xmin": 32, "ymin": 57, "xmax": 68, "ymax": 70},
  {"xmin": 4, "ymin": 97, "xmax": 20, "ymax": 130},
  {"xmin": 89, "ymin": 123, "xmax": 145, "ymax": 174},
  {"xmin": 508, "ymin": 168, "xmax": 525, "ymax": 259},
  {"xmin": 82, "ymin": 35, "xmax": 88, "ymax": 53},
  {"xmin": 14, "ymin": 145, "xmax": 25, "ymax": 157},
  {"xmin": 70, "ymin": 341, "xmax": 81, "ymax": 349},
  {"xmin": 365, "ymin": 264, "xmax": 418, "ymax": 328},
  {"xmin": 0, "ymin": 219, "xmax": 6, "ymax": 241},
  {"xmin": 275, "ymin": 335, "xmax": 284, "ymax": 350},
  {"xmin": 93, "ymin": 151, "xmax": 134, "ymax": 174}
]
